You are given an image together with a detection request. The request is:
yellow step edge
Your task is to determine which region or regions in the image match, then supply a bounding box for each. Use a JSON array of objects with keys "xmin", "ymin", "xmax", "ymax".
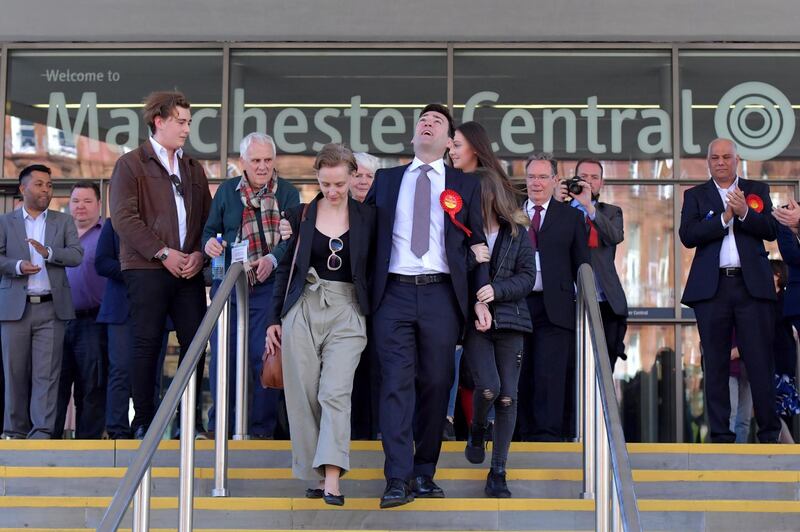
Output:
[
  {"xmin": 4, "ymin": 496, "xmax": 800, "ymax": 513},
  {"xmin": 2, "ymin": 466, "xmax": 796, "ymax": 483}
]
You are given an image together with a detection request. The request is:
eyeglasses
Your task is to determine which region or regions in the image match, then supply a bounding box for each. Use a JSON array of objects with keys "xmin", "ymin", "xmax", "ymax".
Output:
[
  {"xmin": 328, "ymin": 237, "xmax": 344, "ymax": 271},
  {"xmin": 169, "ymin": 174, "xmax": 185, "ymax": 196}
]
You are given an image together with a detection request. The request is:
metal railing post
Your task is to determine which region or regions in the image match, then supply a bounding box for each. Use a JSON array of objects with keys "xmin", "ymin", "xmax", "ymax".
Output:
[
  {"xmin": 233, "ymin": 276, "xmax": 249, "ymax": 440},
  {"xmin": 581, "ymin": 303, "xmax": 595, "ymax": 499},
  {"xmin": 131, "ymin": 466, "xmax": 151, "ymax": 532},
  {"xmin": 212, "ymin": 301, "xmax": 231, "ymax": 497},
  {"xmin": 595, "ymin": 374, "xmax": 611, "ymax": 532},
  {"xmin": 575, "ymin": 297, "xmax": 585, "ymax": 443},
  {"xmin": 178, "ymin": 369, "xmax": 197, "ymax": 532}
]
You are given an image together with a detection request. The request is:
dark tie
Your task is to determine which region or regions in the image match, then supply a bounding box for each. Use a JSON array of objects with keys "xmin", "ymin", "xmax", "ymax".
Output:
[
  {"xmin": 411, "ymin": 164, "xmax": 432, "ymax": 258},
  {"xmin": 529, "ymin": 205, "xmax": 543, "ymax": 252}
]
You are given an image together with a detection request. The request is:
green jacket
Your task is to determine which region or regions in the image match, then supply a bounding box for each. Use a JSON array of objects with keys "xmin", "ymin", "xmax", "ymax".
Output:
[{"xmin": 201, "ymin": 175, "xmax": 301, "ymax": 269}]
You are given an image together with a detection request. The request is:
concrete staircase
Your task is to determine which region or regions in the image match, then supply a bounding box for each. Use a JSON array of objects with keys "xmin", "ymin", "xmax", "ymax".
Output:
[{"xmin": 0, "ymin": 440, "xmax": 799, "ymax": 531}]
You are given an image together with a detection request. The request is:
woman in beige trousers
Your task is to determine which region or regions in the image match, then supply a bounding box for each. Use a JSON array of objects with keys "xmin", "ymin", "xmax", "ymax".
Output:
[{"xmin": 266, "ymin": 143, "xmax": 374, "ymax": 506}]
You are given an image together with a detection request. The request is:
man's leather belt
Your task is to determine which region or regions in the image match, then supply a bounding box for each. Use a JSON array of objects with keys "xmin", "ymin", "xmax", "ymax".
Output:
[
  {"xmin": 389, "ymin": 273, "xmax": 450, "ymax": 286},
  {"xmin": 75, "ymin": 307, "xmax": 100, "ymax": 319},
  {"xmin": 720, "ymin": 267, "xmax": 742, "ymax": 277},
  {"xmin": 27, "ymin": 294, "xmax": 53, "ymax": 304}
]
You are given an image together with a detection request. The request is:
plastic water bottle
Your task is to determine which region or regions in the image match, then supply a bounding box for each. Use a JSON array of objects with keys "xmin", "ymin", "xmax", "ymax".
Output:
[{"xmin": 211, "ymin": 233, "xmax": 225, "ymax": 281}]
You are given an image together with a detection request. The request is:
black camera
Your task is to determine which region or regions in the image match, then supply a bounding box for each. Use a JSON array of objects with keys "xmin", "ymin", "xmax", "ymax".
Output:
[{"xmin": 565, "ymin": 177, "xmax": 585, "ymax": 196}]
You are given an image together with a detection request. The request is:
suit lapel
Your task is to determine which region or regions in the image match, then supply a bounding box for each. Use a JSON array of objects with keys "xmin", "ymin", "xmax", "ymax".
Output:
[
  {"xmin": 348, "ymin": 198, "xmax": 361, "ymax": 279},
  {"xmin": 297, "ymin": 197, "xmax": 319, "ymax": 274},
  {"xmin": 444, "ymin": 168, "xmax": 457, "ymax": 240},
  {"xmin": 539, "ymin": 200, "xmax": 560, "ymax": 234},
  {"xmin": 179, "ymin": 156, "xmax": 193, "ymax": 225},
  {"xmin": 12, "ymin": 209, "xmax": 31, "ymax": 261},
  {"xmin": 44, "ymin": 210, "xmax": 57, "ymax": 250},
  {"xmin": 703, "ymin": 179, "xmax": 726, "ymax": 216},
  {"xmin": 385, "ymin": 164, "xmax": 409, "ymax": 233}
]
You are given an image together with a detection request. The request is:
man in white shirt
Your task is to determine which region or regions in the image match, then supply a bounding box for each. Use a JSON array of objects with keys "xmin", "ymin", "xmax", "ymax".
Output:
[
  {"xmin": 0, "ymin": 164, "xmax": 83, "ymax": 439},
  {"xmin": 367, "ymin": 104, "xmax": 491, "ymax": 508},
  {"xmin": 516, "ymin": 154, "xmax": 589, "ymax": 442},
  {"xmin": 680, "ymin": 138, "xmax": 780, "ymax": 443},
  {"xmin": 110, "ymin": 91, "xmax": 212, "ymax": 439}
]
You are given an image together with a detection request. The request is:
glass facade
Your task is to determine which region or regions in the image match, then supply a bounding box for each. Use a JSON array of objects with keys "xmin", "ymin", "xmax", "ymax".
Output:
[{"xmin": 1, "ymin": 43, "xmax": 798, "ymax": 442}]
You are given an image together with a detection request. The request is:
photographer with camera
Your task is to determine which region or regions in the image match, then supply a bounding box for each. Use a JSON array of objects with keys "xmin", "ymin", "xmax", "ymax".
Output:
[{"xmin": 554, "ymin": 159, "xmax": 628, "ymax": 369}]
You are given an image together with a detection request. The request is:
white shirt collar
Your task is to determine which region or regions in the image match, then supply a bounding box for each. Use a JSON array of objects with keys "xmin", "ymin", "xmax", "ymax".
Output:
[
  {"xmin": 526, "ymin": 197, "xmax": 552, "ymax": 212},
  {"xmin": 713, "ymin": 176, "xmax": 738, "ymax": 193},
  {"xmin": 409, "ymin": 157, "xmax": 445, "ymax": 177},
  {"xmin": 22, "ymin": 206, "xmax": 47, "ymax": 221},
  {"xmin": 149, "ymin": 136, "xmax": 183, "ymax": 161}
]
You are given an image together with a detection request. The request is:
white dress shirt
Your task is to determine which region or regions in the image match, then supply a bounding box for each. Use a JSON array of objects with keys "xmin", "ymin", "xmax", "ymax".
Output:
[
  {"xmin": 715, "ymin": 177, "xmax": 747, "ymax": 268},
  {"xmin": 149, "ymin": 136, "xmax": 187, "ymax": 249},
  {"xmin": 524, "ymin": 198, "xmax": 551, "ymax": 291},
  {"xmin": 389, "ymin": 157, "xmax": 449, "ymax": 275},
  {"xmin": 15, "ymin": 207, "xmax": 53, "ymax": 295}
]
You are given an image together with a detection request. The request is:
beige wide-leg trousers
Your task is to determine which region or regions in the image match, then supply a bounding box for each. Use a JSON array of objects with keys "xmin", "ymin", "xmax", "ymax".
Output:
[{"xmin": 281, "ymin": 268, "xmax": 366, "ymax": 480}]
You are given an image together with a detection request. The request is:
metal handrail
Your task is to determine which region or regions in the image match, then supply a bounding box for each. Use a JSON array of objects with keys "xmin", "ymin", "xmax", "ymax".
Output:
[
  {"xmin": 576, "ymin": 263, "xmax": 642, "ymax": 532},
  {"xmin": 97, "ymin": 262, "xmax": 249, "ymax": 532}
]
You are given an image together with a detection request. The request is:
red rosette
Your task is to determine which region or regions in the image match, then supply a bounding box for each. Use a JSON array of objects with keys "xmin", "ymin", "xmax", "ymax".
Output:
[
  {"xmin": 746, "ymin": 193, "xmax": 764, "ymax": 213},
  {"xmin": 440, "ymin": 189, "xmax": 472, "ymax": 237}
]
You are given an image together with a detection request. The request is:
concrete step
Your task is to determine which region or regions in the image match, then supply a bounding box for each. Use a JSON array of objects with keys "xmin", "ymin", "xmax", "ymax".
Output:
[
  {"xmin": 2, "ymin": 466, "xmax": 799, "ymax": 501},
  {"xmin": 2, "ymin": 496, "xmax": 800, "ymax": 531}
]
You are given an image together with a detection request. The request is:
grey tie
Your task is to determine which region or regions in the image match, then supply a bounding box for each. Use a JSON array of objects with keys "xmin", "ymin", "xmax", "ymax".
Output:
[{"xmin": 410, "ymin": 164, "xmax": 432, "ymax": 258}]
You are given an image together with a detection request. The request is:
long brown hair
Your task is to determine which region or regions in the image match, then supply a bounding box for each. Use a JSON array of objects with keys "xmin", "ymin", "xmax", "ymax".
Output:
[
  {"xmin": 475, "ymin": 167, "xmax": 529, "ymax": 238},
  {"xmin": 456, "ymin": 121, "xmax": 524, "ymax": 200}
]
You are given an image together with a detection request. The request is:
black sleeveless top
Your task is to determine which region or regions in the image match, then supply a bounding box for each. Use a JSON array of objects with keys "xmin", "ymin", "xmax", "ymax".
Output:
[{"xmin": 310, "ymin": 228, "xmax": 352, "ymax": 282}]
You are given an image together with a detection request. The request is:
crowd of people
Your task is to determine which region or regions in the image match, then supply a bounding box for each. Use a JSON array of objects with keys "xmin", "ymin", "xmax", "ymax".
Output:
[{"xmin": 0, "ymin": 91, "xmax": 798, "ymax": 506}]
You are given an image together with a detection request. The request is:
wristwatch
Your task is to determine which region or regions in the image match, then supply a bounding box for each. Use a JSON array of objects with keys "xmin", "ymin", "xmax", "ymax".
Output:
[{"xmin": 155, "ymin": 247, "xmax": 170, "ymax": 261}]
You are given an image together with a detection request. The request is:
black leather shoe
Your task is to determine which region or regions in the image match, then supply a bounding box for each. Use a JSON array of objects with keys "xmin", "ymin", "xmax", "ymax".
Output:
[
  {"xmin": 380, "ymin": 478, "xmax": 414, "ymax": 508},
  {"xmin": 133, "ymin": 426, "xmax": 147, "ymax": 440},
  {"xmin": 411, "ymin": 475, "xmax": 445, "ymax": 498},
  {"xmin": 323, "ymin": 491, "xmax": 345, "ymax": 506},
  {"xmin": 485, "ymin": 468, "xmax": 511, "ymax": 498},
  {"xmin": 465, "ymin": 423, "xmax": 487, "ymax": 464},
  {"xmin": 305, "ymin": 488, "xmax": 324, "ymax": 499}
]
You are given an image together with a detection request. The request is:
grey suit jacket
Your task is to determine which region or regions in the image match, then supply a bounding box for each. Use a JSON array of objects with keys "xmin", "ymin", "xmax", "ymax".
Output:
[
  {"xmin": 0, "ymin": 208, "xmax": 83, "ymax": 321},
  {"xmin": 590, "ymin": 202, "xmax": 628, "ymax": 317}
]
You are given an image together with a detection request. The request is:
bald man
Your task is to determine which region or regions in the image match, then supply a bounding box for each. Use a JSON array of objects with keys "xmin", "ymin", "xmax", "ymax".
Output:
[{"xmin": 679, "ymin": 138, "xmax": 780, "ymax": 444}]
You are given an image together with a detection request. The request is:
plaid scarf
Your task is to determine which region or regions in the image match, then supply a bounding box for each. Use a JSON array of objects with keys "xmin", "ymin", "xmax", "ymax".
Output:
[{"xmin": 239, "ymin": 172, "xmax": 280, "ymax": 263}]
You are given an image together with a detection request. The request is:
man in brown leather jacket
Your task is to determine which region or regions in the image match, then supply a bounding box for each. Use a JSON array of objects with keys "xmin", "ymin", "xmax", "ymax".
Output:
[{"xmin": 110, "ymin": 91, "xmax": 211, "ymax": 439}]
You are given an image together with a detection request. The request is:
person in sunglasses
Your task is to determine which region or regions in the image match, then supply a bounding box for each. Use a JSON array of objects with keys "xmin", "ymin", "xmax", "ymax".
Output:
[{"xmin": 266, "ymin": 143, "xmax": 374, "ymax": 506}]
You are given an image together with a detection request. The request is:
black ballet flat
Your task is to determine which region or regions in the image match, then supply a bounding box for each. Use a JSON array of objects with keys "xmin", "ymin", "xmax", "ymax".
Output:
[
  {"xmin": 305, "ymin": 488, "xmax": 324, "ymax": 499},
  {"xmin": 323, "ymin": 491, "xmax": 345, "ymax": 506}
]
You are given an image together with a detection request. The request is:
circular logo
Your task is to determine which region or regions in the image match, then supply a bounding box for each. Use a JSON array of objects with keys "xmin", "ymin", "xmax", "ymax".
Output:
[{"xmin": 714, "ymin": 81, "xmax": 795, "ymax": 161}]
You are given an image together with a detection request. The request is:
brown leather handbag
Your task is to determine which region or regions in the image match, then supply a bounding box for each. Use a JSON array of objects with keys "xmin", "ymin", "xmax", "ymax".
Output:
[{"xmin": 260, "ymin": 204, "xmax": 308, "ymax": 389}]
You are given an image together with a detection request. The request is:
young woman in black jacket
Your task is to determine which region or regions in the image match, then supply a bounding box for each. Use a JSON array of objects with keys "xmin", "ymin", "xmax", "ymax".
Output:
[{"xmin": 465, "ymin": 167, "xmax": 536, "ymax": 498}]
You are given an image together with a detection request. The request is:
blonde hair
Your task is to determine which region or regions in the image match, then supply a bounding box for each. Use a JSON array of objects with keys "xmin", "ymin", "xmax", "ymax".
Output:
[
  {"xmin": 314, "ymin": 143, "xmax": 357, "ymax": 173},
  {"xmin": 475, "ymin": 167, "xmax": 529, "ymax": 238}
]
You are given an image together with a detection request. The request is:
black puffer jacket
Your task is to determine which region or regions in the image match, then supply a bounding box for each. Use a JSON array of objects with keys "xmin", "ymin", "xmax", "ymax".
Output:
[{"xmin": 485, "ymin": 220, "xmax": 536, "ymax": 332}]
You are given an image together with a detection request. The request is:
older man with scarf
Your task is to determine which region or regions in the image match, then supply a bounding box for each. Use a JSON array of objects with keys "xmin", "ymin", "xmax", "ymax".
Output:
[{"xmin": 203, "ymin": 132, "xmax": 300, "ymax": 438}]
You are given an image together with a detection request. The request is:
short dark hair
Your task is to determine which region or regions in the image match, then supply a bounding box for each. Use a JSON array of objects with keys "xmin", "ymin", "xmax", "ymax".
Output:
[
  {"xmin": 70, "ymin": 181, "xmax": 101, "ymax": 201},
  {"xmin": 575, "ymin": 158, "xmax": 604, "ymax": 179},
  {"xmin": 142, "ymin": 91, "xmax": 191, "ymax": 133},
  {"xmin": 420, "ymin": 103, "xmax": 455, "ymax": 138},
  {"xmin": 525, "ymin": 153, "xmax": 558, "ymax": 177},
  {"xmin": 19, "ymin": 164, "xmax": 51, "ymax": 184}
]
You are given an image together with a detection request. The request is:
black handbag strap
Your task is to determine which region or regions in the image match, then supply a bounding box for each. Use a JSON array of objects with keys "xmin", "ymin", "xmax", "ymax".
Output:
[{"xmin": 283, "ymin": 203, "xmax": 310, "ymax": 305}]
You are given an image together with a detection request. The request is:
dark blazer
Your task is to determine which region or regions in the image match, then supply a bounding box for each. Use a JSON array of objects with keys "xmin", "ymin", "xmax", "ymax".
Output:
[
  {"xmin": 486, "ymin": 221, "xmax": 536, "ymax": 333},
  {"xmin": 680, "ymin": 178, "xmax": 776, "ymax": 306},
  {"xmin": 267, "ymin": 195, "xmax": 374, "ymax": 327},
  {"xmin": 536, "ymin": 200, "xmax": 591, "ymax": 330},
  {"xmin": 588, "ymin": 202, "xmax": 628, "ymax": 317},
  {"xmin": 110, "ymin": 140, "xmax": 212, "ymax": 270},
  {"xmin": 95, "ymin": 218, "xmax": 129, "ymax": 325},
  {"xmin": 201, "ymin": 175, "xmax": 300, "ymax": 268},
  {"xmin": 366, "ymin": 163, "xmax": 489, "ymax": 320},
  {"xmin": 776, "ymin": 223, "xmax": 800, "ymax": 318}
]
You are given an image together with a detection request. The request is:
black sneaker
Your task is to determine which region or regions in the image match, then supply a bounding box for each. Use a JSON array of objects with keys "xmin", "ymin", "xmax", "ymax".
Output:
[
  {"xmin": 465, "ymin": 423, "xmax": 487, "ymax": 464},
  {"xmin": 442, "ymin": 419, "xmax": 456, "ymax": 441},
  {"xmin": 485, "ymin": 468, "xmax": 512, "ymax": 498}
]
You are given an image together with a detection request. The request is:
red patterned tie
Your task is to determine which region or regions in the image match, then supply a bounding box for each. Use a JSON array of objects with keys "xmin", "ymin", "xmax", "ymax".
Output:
[
  {"xmin": 529, "ymin": 205, "xmax": 543, "ymax": 252},
  {"xmin": 586, "ymin": 216, "xmax": 599, "ymax": 248}
]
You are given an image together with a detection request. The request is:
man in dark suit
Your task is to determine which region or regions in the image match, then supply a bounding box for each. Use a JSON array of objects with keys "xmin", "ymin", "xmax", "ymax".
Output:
[
  {"xmin": 680, "ymin": 137, "xmax": 780, "ymax": 444},
  {"xmin": 366, "ymin": 104, "xmax": 490, "ymax": 508},
  {"xmin": 0, "ymin": 164, "xmax": 83, "ymax": 439},
  {"xmin": 556, "ymin": 159, "xmax": 628, "ymax": 368},
  {"xmin": 517, "ymin": 154, "xmax": 590, "ymax": 442},
  {"xmin": 774, "ymin": 197, "xmax": 800, "ymax": 333}
]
